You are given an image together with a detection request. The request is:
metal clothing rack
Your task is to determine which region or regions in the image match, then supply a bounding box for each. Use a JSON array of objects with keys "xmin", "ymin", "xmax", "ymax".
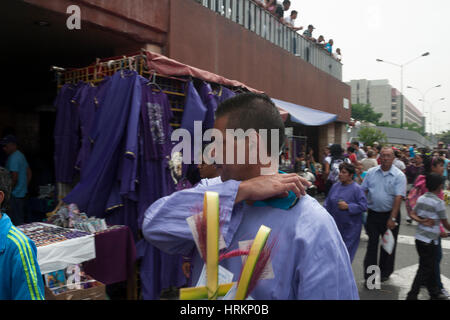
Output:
[{"xmin": 52, "ymin": 51, "xmax": 188, "ymax": 128}]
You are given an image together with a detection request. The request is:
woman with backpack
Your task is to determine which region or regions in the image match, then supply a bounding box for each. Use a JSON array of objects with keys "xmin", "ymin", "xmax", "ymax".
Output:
[
  {"xmin": 323, "ymin": 144, "xmax": 351, "ymax": 196},
  {"xmin": 406, "ymin": 155, "xmax": 448, "ymax": 297}
]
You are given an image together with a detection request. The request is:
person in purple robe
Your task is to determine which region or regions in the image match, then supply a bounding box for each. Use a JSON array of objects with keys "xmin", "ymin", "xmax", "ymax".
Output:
[
  {"xmin": 142, "ymin": 93, "xmax": 359, "ymax": 299},
  {"xmin": 324, "ymin": 162, "xmax": 368, "ymax": 262}
]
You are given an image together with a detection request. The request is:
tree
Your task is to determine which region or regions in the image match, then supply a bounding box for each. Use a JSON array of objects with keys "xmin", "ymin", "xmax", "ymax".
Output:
[
  {"xmin": 378, "ymin": 121, "xmax": 426, "ymax": 137},
  {"xmin": 357, "ymin": 126, "xmax": 388, "ymax": 146},
  {"xmin": 351, "ymin": 104, "xmax": 383, "ymax": 124},
  {"xmin": 436, "ymin": 130, "xmax": 450, "ymax": 145}
]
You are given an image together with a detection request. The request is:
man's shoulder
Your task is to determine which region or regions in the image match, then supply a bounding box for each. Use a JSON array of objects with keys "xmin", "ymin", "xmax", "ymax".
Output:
[
  {"xmin": 366, "ymin": 165, "xmax": 380, "ymax": 175},
  {"xmin": 390, "ymin": 165, "xmax": 406, "ymax": 177},
  {"xmin": 291, "ymin": 195, "xmax": 338, "ymax": 231}
]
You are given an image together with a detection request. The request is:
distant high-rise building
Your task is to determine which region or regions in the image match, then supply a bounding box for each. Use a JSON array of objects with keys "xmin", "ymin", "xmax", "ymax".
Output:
[{"xmin": 346, "ymin": 79, "xmax": 424, "ymax": 127}]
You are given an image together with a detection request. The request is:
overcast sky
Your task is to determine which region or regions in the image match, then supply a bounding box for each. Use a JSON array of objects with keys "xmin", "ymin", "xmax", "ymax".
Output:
[{"xmin": 291, "ymin": 0, "xmax": 450, "ymax": 134}]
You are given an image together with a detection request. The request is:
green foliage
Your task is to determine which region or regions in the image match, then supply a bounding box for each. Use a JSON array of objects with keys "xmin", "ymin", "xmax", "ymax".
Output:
[
  {"xmin": 357, "ymin": 126, "xmax": 388, "ymax": 146},
  {"xmin": 351, "ymin": 104, "xmax": 383, "ymax": 124},
  {"xmin": 436, "ymin": 130, "xmax": 450, "ymax": 145},
  {"xmin": 377, "ymin": 121, "xmax": 426, "ymax": 137}
]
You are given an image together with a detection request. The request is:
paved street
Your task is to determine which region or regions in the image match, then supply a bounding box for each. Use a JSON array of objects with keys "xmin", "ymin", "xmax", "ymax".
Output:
[{"xmin": 316, "ymin": 194, "xmax": 450, "ymax": 300}]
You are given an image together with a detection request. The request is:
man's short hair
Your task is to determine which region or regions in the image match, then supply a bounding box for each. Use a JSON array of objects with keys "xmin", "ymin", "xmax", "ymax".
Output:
[
  {"xmin": 351, "ymin": 141, "xmax": 359, "ymax": 147},
  {"xmin": 291, "ymin": 10, "xmax": 298, "ymax": 15},
  {"xmin": 0, "ymin": 167, "xmax": 12, "ymax": 211},
  {"xmin": 283, "ymin": 0, "xmax": 291, "ymax": 5},
  {"xmin": 425, "ymin": 173, "xmax": 445, "ymax": 192},
  {"xmin": 215, "ymin": 92, "xmax": 285, "ymax": 156},
  {"xmin": 367, "ymin": 150, "xmax": 375, "ymax": 158}
]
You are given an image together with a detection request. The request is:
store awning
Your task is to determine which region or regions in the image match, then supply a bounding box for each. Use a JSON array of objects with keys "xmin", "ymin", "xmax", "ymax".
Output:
[{"xmin": 272, "ymin": 98, "xmax": 337, "ymax": 126}]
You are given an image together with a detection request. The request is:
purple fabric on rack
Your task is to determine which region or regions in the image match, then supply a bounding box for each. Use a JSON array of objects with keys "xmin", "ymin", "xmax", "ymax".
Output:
[
  {"xmin": 64, "ymin": 70, "xmax": 140, "ymax": 218},
  {"xmin": 53, "ymin": 83, "xmax": 82, "ymax": 184},
  {"xmin": 137, "ymin": 83, "xmax": 185, "ymax": 300},
  {"xmin": 105, "ymin": 198, "xmax": 140, "ymax": 243},
  {"xmin": 119, "ymin": 75, "xmax": 143, "ymax": 198},
  {"xmin": 218, "ymin": 85, "xmax": 236, "ymax": 103},
  {"xmin": 73, "ymin": 83, "xmax": 99, "ymax": 173},
  {"xmin": 180, "ymin": 81, "xmax": 207, "ymax": 139},
  {"xmin": 199, "ymin": 81, "xmax": 218, "ymax": 131},
  {"xmin": 140, "ymin": 80, "xmax": 174, "ymax": 161},
  {"xmin": 137, "ymin": 239, "xmax": 186, "ymax": 300},
  {"xmin": 83, "ymin": 225, "xmax": 137, "ymax": 285}
]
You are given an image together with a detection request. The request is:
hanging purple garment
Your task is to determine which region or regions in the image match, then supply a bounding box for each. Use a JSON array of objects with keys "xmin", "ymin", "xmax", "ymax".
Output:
[
  {"xmin": 105, "ymin": 198, "xmax": 140, "ymax": 243},
  {"xmin": 137, "ymin": 84, "xmax": 184, "ymax": 300},
  {"xmin": 217, "ymin": 85, "xmax": 236, "ymax": 103},
  {"xmin": 137, "ymin": 239, "xmax": 186, "ymax": 300},
  {"xmin": 180, "ymin": 81, "xmax": 207, "ymax": 139},
  {"xmin": 140, "ymin": 81, "xmax": 173, "ymax": 161},
  {"xmin": 64, "ymin": 70, "xmax": 141, "ymax": 218},
  {"xmin": 53, "ymin": 82, "xmax": 82, "ymax": 184},
  {"xmin": 199, "ymin": 81, "xmax": 218, "ymax": 131},
  {"xmin": 73, "ymin": 83, "xmax": 98, "ymax": 173},
  {"xmin": 118, "ymin": 76, "xmax": 144, "ymax": 198}
]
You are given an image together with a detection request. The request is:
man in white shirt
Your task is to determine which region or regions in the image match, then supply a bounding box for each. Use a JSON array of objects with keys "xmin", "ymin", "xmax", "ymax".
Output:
[{"xmin": 284, "ymin": 10, "xmax": 303, "ymax": 32}]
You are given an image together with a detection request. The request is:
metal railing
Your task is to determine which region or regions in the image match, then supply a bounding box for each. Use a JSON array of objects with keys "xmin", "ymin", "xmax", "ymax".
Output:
[{"xmin": 197, "ymin": 0, "xmax": 342, "ymax": 80}]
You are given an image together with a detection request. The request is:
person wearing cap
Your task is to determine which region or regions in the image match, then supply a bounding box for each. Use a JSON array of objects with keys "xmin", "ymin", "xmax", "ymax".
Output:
[
  {"xmin": 303, "ymin": 24, "xmax": 316, "ymax": 42},
  {"xmin": 0, "ymin": 135, "xmax": 31, "ymax": 226}
]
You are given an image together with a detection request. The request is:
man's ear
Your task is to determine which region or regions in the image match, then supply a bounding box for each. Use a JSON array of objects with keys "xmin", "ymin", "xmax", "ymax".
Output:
[{"xmin": 0, "ymin": 191, "xmax": 4, "ymax": 206}]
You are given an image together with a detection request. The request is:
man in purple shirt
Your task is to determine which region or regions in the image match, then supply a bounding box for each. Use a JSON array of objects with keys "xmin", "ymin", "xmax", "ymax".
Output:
[{"xmin": 143, "ymin": 93, "xmax": 359, "ymax": 299}]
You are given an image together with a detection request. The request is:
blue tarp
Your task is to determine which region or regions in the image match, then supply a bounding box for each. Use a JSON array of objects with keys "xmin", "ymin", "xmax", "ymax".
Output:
[{"xmin": 272, "ymin": 98, "xmax": 338, "ymax": 126}]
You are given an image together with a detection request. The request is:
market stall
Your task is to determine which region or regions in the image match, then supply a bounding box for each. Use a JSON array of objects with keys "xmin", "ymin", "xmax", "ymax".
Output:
[{"xmin": 17, "ymin": 203, "xmax": 137, "ymax": 300}]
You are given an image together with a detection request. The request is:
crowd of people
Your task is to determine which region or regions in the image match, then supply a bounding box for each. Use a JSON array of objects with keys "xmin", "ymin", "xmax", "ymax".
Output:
[
  {"xmin": 1, "ymin": 87, "xmax": 450, "ymax": 300},
  {"xmin": 294, "ymin": 139, "xmax": 450, "ymax": 299},
  {"xmin": 254, "ymin": 0, "xmax": 342, "ymax": 61},
  {"xmin": 194, "ymin": 0, "xmax": 343, "ymax": 62}
]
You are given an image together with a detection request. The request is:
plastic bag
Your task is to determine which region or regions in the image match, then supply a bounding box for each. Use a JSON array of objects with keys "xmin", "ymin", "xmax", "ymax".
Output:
[{"xmin": 382, "ymin": 229, "xmax": 395, "ymax": 255}]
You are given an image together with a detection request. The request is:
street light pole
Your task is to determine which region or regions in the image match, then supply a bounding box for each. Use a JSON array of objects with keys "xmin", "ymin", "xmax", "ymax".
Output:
[
  {"xmin": 406, "ymin": 84, "xmax": 442, "ymax": 132},
  {"xmin": 376, "ymin": 52, "xmax": 430, "ymax": 128},
  {"xmin": 427, "ymin": 98, "xmax": 446, "ymax": 134}
]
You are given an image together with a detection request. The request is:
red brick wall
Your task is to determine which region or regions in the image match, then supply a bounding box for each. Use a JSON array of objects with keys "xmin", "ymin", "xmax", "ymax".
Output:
[{"xmin": 168, "ymin": 0, "xmax": 351, "ymax": 123}]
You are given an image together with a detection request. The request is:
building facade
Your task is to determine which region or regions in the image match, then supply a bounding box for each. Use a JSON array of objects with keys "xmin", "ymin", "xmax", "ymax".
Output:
[
  {"xmin": 1, "ymin": 0, "xmax": 351, "ymax": 176},
  {"xmin": 347, "ymin": 79, "xmax": 424, "ymax": 127}
]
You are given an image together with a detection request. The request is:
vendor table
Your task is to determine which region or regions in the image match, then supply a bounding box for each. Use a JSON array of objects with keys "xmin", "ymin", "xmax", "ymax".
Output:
[
  {"xmin": 17, "ymin": 222, "xmax": 96, "ymax": 275},
  {"xmin": 18, "ymin": 223, "xmax": 137, "ymax": 299}
]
